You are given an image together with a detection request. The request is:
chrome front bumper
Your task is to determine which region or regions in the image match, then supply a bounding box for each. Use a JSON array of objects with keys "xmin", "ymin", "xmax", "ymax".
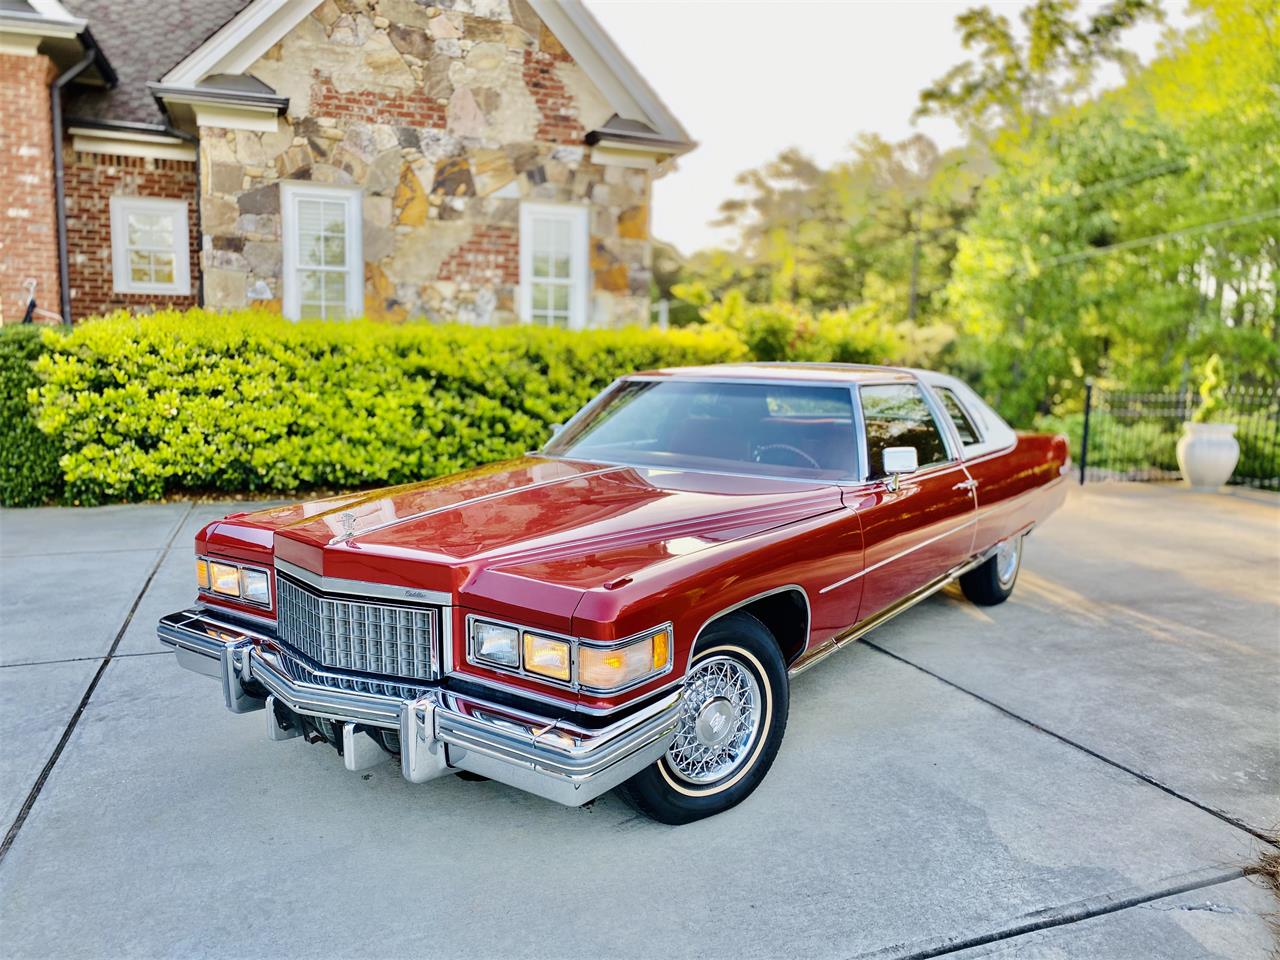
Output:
[{"xmin": 157, "ymin": 609, "xmax": 681, "ymax": 807}]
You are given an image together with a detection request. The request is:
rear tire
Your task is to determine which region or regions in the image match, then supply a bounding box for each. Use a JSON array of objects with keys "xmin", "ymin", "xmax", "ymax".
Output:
[
  {"xmin": 960, "ymin": 534, "xmax": 1023, "ymax": 606},
  {"xmin": 616, "ymin": 612, "xmax": 788, "ymax": 825}
]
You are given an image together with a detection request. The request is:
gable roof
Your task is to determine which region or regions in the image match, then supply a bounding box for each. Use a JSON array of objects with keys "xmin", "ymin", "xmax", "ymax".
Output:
[
  {"xmin": 160, "ymin": 0, "xmax": 692, "ymax": 153},
  {"xmin": 528, "ymin": 0, "xmax": 691, "ymax": 153},
  {"xmin": 56, "ymin": 0, "xmax": 692, "ymax": 153},
  {"xmin": 61, "ymin": 0, "xmax": 252, "ymax": 127}
]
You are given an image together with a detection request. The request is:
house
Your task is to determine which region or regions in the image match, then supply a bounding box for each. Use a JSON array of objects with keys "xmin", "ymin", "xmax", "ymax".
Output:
[{"xmin": 0, "ymin": 0, "xmax": 692, "ymax": 327}]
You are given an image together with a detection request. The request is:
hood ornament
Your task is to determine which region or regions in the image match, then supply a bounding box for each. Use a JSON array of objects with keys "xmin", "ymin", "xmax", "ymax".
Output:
[{"xmin": 335, "ymin": 511, "xmax": 359, "ymax": 545}]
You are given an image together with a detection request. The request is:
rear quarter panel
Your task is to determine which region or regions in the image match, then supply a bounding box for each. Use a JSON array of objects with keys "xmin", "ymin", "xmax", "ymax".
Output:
[{"xmin": 967, "ymin": 432, "xmax": 1070, "ymax": 554}]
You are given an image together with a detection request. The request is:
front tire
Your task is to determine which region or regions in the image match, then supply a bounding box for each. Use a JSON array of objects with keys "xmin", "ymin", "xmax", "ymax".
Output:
[
  {"xmin": 616, "ymin": 612, "xmax": 788, "ymax": 825},
  {"xmin": 960, "ymin": 533, "xmax": 1023, "ymax": 606}
]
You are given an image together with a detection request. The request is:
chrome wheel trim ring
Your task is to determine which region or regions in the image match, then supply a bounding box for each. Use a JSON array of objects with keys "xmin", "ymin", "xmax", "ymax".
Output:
[
  {"xmin": 665, "ymin": 654, "xmax": 763, "ymax": 785},
  {"xmin": 996, "ymin": 536, "xmax": 1021, "ymax": 587}
]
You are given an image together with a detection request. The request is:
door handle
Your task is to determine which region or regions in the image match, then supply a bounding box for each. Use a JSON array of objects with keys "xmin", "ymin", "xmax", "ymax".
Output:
[{"xmin": 953, "ymin": 479, "xmax": 978, "ymax": 491}]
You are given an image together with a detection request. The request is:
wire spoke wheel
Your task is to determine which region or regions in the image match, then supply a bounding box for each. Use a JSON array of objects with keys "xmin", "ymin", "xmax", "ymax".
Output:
[
  {"xmin": 666, "ymin": 654, "xmax": 762, "ymax": 785},
  {"xmin": 619, "ymin": 614, "xmax": 789, "ymax": 823}
]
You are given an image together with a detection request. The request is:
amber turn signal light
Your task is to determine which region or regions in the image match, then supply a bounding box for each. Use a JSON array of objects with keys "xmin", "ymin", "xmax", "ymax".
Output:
[{"xmin": 578, "ymin": 625, "xmax": 672, "ymax": 692}]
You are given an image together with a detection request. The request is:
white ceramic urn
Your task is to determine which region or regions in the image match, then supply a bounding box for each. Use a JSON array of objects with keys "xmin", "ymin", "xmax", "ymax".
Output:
[{"xmin": 1176, "ymin": 422, "xmax": 1239, "ymax": 491}]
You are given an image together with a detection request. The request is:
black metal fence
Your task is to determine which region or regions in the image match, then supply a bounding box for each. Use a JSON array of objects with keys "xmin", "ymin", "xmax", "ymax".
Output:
[{"xmin": 1079, "ymin": 384, "xmax": 1280, "ymax": 490}]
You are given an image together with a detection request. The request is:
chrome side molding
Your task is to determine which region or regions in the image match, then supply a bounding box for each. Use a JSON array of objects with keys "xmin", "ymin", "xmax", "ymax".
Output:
[{"xmin": 790, "ymin": 530, "xmax": 1030, "ymax": 678}]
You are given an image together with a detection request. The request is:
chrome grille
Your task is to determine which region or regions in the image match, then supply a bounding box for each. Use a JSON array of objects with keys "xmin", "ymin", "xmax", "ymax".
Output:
[
  {"xmin": 274, "ymin": 644, "xmax": 431, "ymax": 701},
  {"xmin": 276, "ymin": 575, "xmax": 440, "ymax": 681}
]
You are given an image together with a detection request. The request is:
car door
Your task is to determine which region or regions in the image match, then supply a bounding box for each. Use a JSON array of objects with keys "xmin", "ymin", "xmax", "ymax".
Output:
[{"xmin": 840, "ymin": 380, "xmax": 977, "ymax": 623}]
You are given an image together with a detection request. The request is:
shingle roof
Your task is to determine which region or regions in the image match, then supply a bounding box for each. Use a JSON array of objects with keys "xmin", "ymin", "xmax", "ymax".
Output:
[{"xmin": 62, "ymin": 0, "xmax": 253, "ymax": 127}]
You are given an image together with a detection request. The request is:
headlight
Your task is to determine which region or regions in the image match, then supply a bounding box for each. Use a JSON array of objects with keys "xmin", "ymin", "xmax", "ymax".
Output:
[
  {"xmin": 467, "ymin": 617, "xmax": 671, "ymax": 693},
  {"xmin": 579, "ymin": 626, "xmax": 671, "ymax": 692},
  {"xmin": 472, "ymin": 620, "xmax": 519, "ymax": 667},
  {"xmin": 210, "ymin": 562, "xmax": 241, "ymax": 597},
  {"xmin": 198, "ymin": 555, "xmax": 272, "ymax": 608},
  {"xmin": 241, "ymin": 568, "xmax": 271, "ymax": 605},
  {"xmin": 523, "ymin": 631, "xmax": 571, "ymax": 682}
]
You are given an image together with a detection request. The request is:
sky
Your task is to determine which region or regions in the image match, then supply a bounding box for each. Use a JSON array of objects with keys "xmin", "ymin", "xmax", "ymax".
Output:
[{"xmin": 583, "ymin": 0, "xmax": 1186, "ymax": 255}]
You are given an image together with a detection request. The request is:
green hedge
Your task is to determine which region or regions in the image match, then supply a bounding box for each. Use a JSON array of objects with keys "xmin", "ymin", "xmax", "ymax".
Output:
[
  {"xmin": 0, "ymin": 326, "xmax": 62, "ymax": 507},
  {"xmin": 31, "ymin": 309, "xmax": 745, "ymax": 505}
]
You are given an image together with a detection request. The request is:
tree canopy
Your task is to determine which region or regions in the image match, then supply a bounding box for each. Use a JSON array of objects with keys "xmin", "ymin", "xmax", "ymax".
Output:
[{"xmin": 670, "ymin": 0, "xmax": 1278, "ymax": 425}]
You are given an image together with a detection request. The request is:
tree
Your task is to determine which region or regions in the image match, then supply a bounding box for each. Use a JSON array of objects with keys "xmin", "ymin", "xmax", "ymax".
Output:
[
  {"xmin": 915, "ymin": 0, "xmax": 1163, "ymax": 136},
  {"xmin": 677, "ymin": 136, "xmax": 981, "ymax": 323},
  {"xmin": 946, "ymin": 0, "xmax": 1279, "ymax": 423},
  {"xmin": 708, "ymin": 148, "xmax": 848, "ymax": 303},
  {"xmin": 828, "ymin": 134, "xmax": 982, "ymax": 325}
]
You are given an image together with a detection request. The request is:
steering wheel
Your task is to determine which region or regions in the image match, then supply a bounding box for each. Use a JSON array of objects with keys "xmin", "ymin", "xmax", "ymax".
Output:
[{"xmin": 753, "ymin": 443, "xmax": 821, "ymax": 470}]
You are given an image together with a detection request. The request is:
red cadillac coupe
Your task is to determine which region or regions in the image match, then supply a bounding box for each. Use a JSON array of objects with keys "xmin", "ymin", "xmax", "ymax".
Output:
[{"xmin": 160, "ymin": 363, "xmax": 1069, "ymax": 823}]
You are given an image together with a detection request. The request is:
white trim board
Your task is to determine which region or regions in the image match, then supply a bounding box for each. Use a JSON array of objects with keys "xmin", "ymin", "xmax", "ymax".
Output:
[
  {"xmin": 70, "ymin": 128, "xmax": 196, "ymax": 161},
  {"xmin": 162, "ymin": 0, "xmax": 320, "ymax": 86}
]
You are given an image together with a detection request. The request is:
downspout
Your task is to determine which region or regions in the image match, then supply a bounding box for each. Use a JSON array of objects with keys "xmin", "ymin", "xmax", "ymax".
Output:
[{"xmin": 51, "ymin": 50, "xmax": 96, "ymax": 327}]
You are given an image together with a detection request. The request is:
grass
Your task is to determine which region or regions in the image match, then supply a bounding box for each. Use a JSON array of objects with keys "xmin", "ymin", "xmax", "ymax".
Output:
[{"xmin": 1244, "ymin": 832, "xmax": 1280, "ymax": 952}]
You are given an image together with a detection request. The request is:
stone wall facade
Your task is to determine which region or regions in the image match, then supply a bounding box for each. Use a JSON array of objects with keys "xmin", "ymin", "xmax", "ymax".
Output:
[
  {"xmin": 63, "ymin": 150, "xmax": 201, "ymax": 318},
  {"xmin": 0, "ymin": 53, "xmax": 60, "ymax": 323},
  {"xmin": 198, "ymin": 0, "xmax": 654, "ymax": 327}
]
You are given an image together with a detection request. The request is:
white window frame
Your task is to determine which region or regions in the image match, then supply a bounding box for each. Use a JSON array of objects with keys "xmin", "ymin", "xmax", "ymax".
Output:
[
  {"xmin": 281, "ymin": 182, "xmax": 363, "ymax": 321},
  {"xmin": 519, "ymin": 201, "xmax": 590, "ymax": 330},
  {"xmin": 109, "ymin": 196, "xmax": 191, "ymax": 296}
]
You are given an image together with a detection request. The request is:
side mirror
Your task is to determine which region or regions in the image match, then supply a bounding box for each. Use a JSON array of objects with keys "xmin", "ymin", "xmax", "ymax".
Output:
[{"xmin": 882, "ymin": 446, "xmax": 918, "ymax": 491}]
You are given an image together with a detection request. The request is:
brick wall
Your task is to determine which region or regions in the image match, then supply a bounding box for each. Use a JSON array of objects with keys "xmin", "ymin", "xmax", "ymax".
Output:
[
  {"xmin": 63, "ymin": 149, "xmax": 200, "ymax": 319},
  {"xmin": 310, "ymin": 79, "xmax": 447, "ymax": 128},
  {"xmin": 438, "ymin": 225, "xmax": 519, "ymax": 285},
  {"xmin": 0, "ymin": 53, "xmax": 59, "ymax": 324},
  {"xmin": 522, "ymin": 49, "xmax": 586, "ymax": 145}
]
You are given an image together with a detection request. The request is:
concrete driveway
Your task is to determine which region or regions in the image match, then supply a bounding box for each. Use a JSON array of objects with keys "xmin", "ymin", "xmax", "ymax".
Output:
[{"xmin": 1, "ymin": 485, "xmax": 1276, "ymax": 959}]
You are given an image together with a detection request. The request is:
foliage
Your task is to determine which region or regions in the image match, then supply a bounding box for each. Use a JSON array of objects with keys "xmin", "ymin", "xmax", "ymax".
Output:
[
  {"xmin": 945, "ymin": 103, "xmax": 1195, "ymax": 421},
  {"xmin": 650, "ymin": 239, "xmax": 704, "ymax": 327},
  {"xmin": 1192, "ymin": 354, "xmax": 1224, "ymax": 423},
  {"xmin": 30, "ymin": 310, "xmax": 745, "ymax": 505},
  {"xmin": 679, "ymin": 136, "xmax": 982, "ymax": 328},
  {"xmin": 662, "ymin": 0, "xmax": 1276, "ymax": 429},
  {"xmin": 696, "ymin": 291, "xmax": 952, "ymax": 367},
  {"xmin": 0, "ymin": 327, "xmax": 62, "ymax": 507},
  {"xmin": 945, "ymin": 0, "xmax": 1278, "ymax": 423},
  {"xmin": 915, "ymin": 0, "xmax": 1163, "ymax": 136}
]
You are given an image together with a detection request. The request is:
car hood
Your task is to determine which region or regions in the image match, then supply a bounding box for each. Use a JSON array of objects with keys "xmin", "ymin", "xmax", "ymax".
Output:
[{"xmin": 203, "ymin": 457, "xmax": 842, "ymax": 627}]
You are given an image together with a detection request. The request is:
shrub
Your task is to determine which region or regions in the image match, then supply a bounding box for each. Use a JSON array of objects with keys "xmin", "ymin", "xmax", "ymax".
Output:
[
  {"xmin": 697, "ymin": 292, "xmax": 946, "ymax": 367},
  {"xmin": 0, "ymin": 326, "xmax": 62, "ymax": 506},
  {"xmin": 32, "ymin": 309, "xmax": 745, "ymax": 505}
]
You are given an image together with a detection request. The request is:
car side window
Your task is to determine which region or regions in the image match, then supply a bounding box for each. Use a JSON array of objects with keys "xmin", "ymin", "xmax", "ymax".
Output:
[
  {"xmin": 859, "ymin": 383, "xmax": 952, "ymax": 479},
  {"xmin": 935, "ymin": 387, "xmax": 982, "ymax": 446}
]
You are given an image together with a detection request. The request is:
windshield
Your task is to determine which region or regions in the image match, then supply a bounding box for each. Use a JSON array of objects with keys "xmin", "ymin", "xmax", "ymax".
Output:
[{"xmin": 543, "ymin": 379, "xmax": 858, "ymax": 481}]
